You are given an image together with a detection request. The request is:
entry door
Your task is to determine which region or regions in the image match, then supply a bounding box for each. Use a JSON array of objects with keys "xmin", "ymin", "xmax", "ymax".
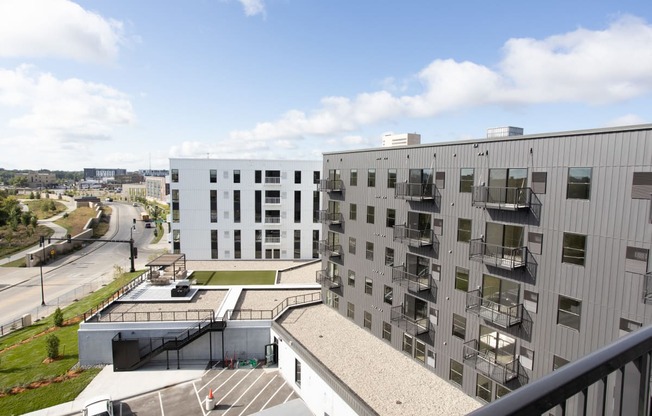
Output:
[
  {"xmin": 482, "ymin": 274, "xmax": 520, "ymax": 313},
  {"xmin": 489, "ymin": 168, "xmax": 527, "ymax": 203},
  {"xmin": 485, "ymin": 223, "xmax": 524, "ymax": 260},
  {"xmin": 264, "ymin": 343, "xmax": 277, "ymax": 365},
  {"xmin": 479, "ymin": 325, "xmax": 516, "ymax": 365}
]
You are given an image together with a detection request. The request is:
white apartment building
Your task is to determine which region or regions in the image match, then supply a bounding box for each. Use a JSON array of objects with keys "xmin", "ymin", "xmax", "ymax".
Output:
[{"xmin": 169, "ymin": 159, "xmax": 322, "ymax": 260}]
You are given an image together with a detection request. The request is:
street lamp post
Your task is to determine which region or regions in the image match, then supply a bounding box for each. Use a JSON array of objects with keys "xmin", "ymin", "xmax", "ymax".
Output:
[
  {"xmin": 38, "ymin": 236, "xmax": 46, "ymax": 306},
  {"xmin": 129, "ymin": 220, "xmax": 136, "ymax": 273}
]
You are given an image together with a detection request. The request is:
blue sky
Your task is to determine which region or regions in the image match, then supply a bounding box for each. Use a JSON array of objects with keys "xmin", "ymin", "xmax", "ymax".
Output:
[{"xmin": 1, "ymin": 0, "xmax": 651, "ymax": 171}]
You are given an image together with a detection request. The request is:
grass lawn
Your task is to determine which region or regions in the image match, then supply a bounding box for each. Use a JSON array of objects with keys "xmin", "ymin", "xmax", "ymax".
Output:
[
  {"xmin": 193, "ymin": 270, "xmax": 276, "ymax": 285},
  {"xmin": 0, "ymin": 270, "xmax": 144, "ymax": 413},
  {"xmin": 23, "ymin": 200, "xmax": 67, "ymax": 220},
  {"xmin": 54, "ymin": 206, "xmax": 97, "ymax": 237}
]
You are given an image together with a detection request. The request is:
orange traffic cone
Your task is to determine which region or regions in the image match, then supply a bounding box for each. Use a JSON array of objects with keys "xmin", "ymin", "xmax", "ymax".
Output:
[{"xmin": 208, "ymin": 389, "xmax": 214, "ymax": 400}]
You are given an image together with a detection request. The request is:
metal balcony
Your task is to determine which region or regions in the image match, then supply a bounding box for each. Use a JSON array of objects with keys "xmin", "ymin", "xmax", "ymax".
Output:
[
  {"xmin": 317, "ymin": 179, "xmax": 344, "ymax": 193},
  {"xmin": 264, "ymin": 177, "xmax": 281, "ymax": 185},
  {"xmin": 392, "ymin": 265, "xmax": 437, "ymax": 299},
  {"xmin": 317, "ymin": 210, "xmax": 343, "ymax": 225},
  {"xmin": 468, "ymin": 325, "xmax": 652, "ymax": 416},
  {"xmin": 264, "ymin": 237, "xmax": 281, "ymax": 244},
  {"xmin": 472, "ymin": 186, "xmax": 542, "ymax": 217},
  {"xmin": 317, "ymin": 240, "xmax": 342, "ymax": 257},
  {"xmin": 393, "ymin": 225, "xmax": 437, "ymax": 247},
  {"xmin": 463, "ymin": 339, "xmax": 519, "ymax": 384},
  {"xmin": 264, "ymin": 216, "xmax": 281, "ymax": 224},
  {"xmin": 390, "ymin": 305, "xmax": 435, "ymax": 345},
  {"xmin": 315, "ymin": 270, "xmax": 342, "ymax": 290},
  {"xmin": 264, "ymin": 197, "xmax": 281, "ymax": 204},
  {"xmin": 469, "ymin": 239, "xmax": 537, "ymax": 277},
  {"xmin": 643, "ymin": 272, "xmax": 652, "ymax": 304},
  {"xmin": 466, "ymin": 290, "xmax": 523, "ymax": 328},
  {"xmin": 395, "ymin": 182, "xmax": 437, "ymax": 201}
]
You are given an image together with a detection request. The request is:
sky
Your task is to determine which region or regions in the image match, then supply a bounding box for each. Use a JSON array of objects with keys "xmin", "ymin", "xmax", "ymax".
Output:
[{"xmin": 1, "ymin": 0, "xmax": 652, "ymax": 171}]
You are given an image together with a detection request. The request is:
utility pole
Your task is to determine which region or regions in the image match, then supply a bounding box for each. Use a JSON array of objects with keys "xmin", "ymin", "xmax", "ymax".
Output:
[{"xmin": 38, "ymin": 236, "xmax": 46, "ymax": 306}]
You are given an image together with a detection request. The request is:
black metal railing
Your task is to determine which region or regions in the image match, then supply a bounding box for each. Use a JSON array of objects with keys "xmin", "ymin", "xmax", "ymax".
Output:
[
  {"xmin": 395, "ymin": 182, "xmax": 437, "ymax": 201},
  {"xmin": 469, "ymin": 239, "xmax": 537, "ymax": 277},
  {"xmin": 463, "ymin": 339, "xmax": 519, "ymax": 385},
  {"xmin": 468, "ymin": 325, "xmax": 652, "ymax": 416},
  {"xmin": 83, "ymin": 271, "xmax": 149, "ymax": 321},
  {"xmin": 390, "ymin": 305, "xmax": 435, "ymax": 344},
  {"xmin": 393, "ymin": 225, "xmax": 437, "ymax": 247},
  {"xmin": 224, "ymin": 292, "xmax": 322, "ymax": 321},
  {"xmin": 86, "ymin": 309, "xmax": 214, "ymax": 323},
  {"xmin": 264, "ymin": 177, "xmax": 281, "ymax": 184},
  {"xmin": 317, "ymin": 210, "xmax": 343, "ymax": 225},
  {"xmin": 317, "ymin": 179, "xmax": 344, "ymax": 192},
  {"xmin": 466, "ymin": 290, "xmax": 523, "ymax": 328},
  {"xmin": 392, "ymin": 265, "xmax": 436, "ymax": 298},
  {"xmin": 316, "ymin": 269, "xmax": 342, "ymax": 289},
  {"xmin": 318, "ymin": 240, "xmax": 342, "ymax": 257}
]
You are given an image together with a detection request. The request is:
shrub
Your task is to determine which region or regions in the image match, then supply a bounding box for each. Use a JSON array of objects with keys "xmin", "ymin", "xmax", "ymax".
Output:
[
  {"xmin": 46, "ymin": 334, "xmax": 60, "ymax": 359},
  {"xmin": 53, "ymin": 307, "xmax": 64, "ymax": 327}
]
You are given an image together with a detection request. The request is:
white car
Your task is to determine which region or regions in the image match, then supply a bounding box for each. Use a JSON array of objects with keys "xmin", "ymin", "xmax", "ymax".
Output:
[{"xmin": 81, "ymin": 395, "xmax": 114, "ymax": 416}]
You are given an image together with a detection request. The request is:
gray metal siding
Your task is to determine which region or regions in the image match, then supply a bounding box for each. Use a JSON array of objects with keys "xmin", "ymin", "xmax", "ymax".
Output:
[{"xmin": 319, "ymin": 125, "xmax": 652, "ymax": 400}]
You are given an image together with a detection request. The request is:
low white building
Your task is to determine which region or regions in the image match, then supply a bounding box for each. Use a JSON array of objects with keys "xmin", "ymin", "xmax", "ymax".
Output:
[{"xmin": 169, "ymin": 159, "xmax": 322, "ymax": 260}]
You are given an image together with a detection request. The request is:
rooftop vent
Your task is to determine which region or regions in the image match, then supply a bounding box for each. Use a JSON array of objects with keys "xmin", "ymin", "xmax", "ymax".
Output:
[
  {"xmin": 382, "ymin": 133, "xmax": 421, "ymax": 147},
  {"xmin": 487, "ymin": 126, "xmax": 524, "ymax": 138}
]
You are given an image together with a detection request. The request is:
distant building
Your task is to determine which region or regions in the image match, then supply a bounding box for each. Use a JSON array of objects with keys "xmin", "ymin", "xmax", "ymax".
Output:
[
  {"xmin": 145, "ymin": 176, "xmax": 168, "ymax": 203},
  {"xmin": 122, "ymin": 183, "xmax": 146, "ymax": 202},
  {"xmin": 19, "ymin": 171, "xmax": 57, "ymax": 188},
  {"xmin": 139, "ymin": 169, "xmax": 169, "ymax": 177},
  {"xmin": 83, "ymin": 168, "xmax": 127, "ymax": 181},
  {"xmin": 382, "ymin": 133, "xmax": 421, "ymax": 147}
]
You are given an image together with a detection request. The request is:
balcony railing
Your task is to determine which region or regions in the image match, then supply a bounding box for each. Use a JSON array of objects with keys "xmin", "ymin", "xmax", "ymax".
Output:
[
  {"xmin": 393, "ymin": 225, "xmax": 437, "ymax": 247},
  {"xmin": 463, "ymin": 339, "xmax": 519, "ymax": 384},
  {"xmin": 469, "ymin": 239, "xmax": 538, "ymax": 277},
  {"xmin": 395, "ymin": 182, "xmax": 438, "ymax": 201},
  {"xmin": 264, "ymin": 237, "xmax": 281, "ymax": 243},
  {"xmin": 264, "ymin": 177, "xmax": 281, "ymax": 184},
  {"xmin": 317, "ymin": 179, "xmax": 344, "ymax": 193},
  {"xmin": 643, "ymin": 272, "xmax": 652, "ymax": 304},
  {"xmin": 317, "ymin": 210, "xmax": 343, "ymax": 225},
  {"xmin": 468, "ymin": 325, "xmax": 652, "ymax": 416},
  {"xmin": 318, "ymin": 240, "xmax": 342, "ymax": 257},
  {"xmin": 472, "ymin": 186, "xmax": 542, "ymax": 217},
  {"xmin": 264, "ymin": 197, "xmax": 281, "ymax": 204},
  {"xmin": 392, "ymin": 265, "xmax": 437, "ymax": 299},
  {"xmin": 264, "ymin": 216, "xmax": 281, "ymax": 224},
  {"xmin": 390, "ymin": 305, "xmax": 435, "ymax": 345},
  {"xmin": 315, "ymin": 269, "xmax": 342, "ymax": 290},
  {"xmin": 466, "ymin": 289, "xmax": 523, "ymax": 328}
]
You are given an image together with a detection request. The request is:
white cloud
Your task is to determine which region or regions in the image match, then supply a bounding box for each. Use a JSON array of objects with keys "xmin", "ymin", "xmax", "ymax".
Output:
[
  {"xmin": 238, "ymin": 0, "xmax": 265, "ymax": 17},
  {"xmin": 228, "ymin": 15, "xmax": 652, "ymax": 143},
  {"xmin": 604, "ymin": 114, "xmax": 648, "ymax": 127},
  {"xmin": 0, "ymin": 0, "xmax": 124, "ymax": 63},
  {"xmin": 0, "ymin": 65, "xmax": 135, "ymax": 142}
]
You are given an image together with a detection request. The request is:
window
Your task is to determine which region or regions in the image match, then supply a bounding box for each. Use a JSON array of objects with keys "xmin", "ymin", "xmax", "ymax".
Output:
[
  {"xmin": 349, "ymin": 237, "xmax": 356, "ymax": 255},
  {"xmin": 255, "ymin": 191, "xmax": 261, "ymax": 223},
  {"xmin": 460, "ymin": 168, "xmax": 474, "ymax": 192},
  {"xmin": 347, "ymin": 270, "xmax": 355, "ymax": 287},
  {"xmin": 567, "ymin": 167, "xmax": 591, "ymax": 199},
  {"xmin": 520, "ymin": 346, "xmax": 534, "ymax": 371},
  {"xmin": 495, "ymin": 385, "xmax": 510, "ymax": 400},
  {"xmin": 367, "ymin": 169, "xmax": 376, "ymax": 187},
  {"xmin": 402, "ymin": 333, "xmax": 413, "ymax": 354},
  {"xmin": 294, "ymin": 230, "xmax": 301, "ymax": 259},
  {"xmin": 452, "ymin": 313, "xmax": 466, "ymax": 339},
  {"xmin": 450, "ymin": 359, "xmax": 463, "ymax": 386},
  {"xmin": 435, "ymin": 171, "xmax": 445, "ymax": 189},
  {"xmin": 234, "ymin": 230, "xmax": 241, "ymax": 259},
  {"xmin": 233, "ymin": 169, "xmax": 240, "ymax": 183},
  {"xmin": 366, "ymin": 241, "xmax": 374, "ymax": 261},
  {"xmin": 344, "ymin": 205, "xmax": 355, "ymax": 223},
  {"xmin": 476, "ymin": 374, "xmax": 493, "ymax": 403},
  {"xmin": 350, "ymin": 169, "xmax": 357, "ymax": 186},
  {"xmin": 457, "ymin": 218, "xmax": 472, "ymax": 242},
  {"xmin": 171, "ymin": 169, "xmax": 179, "ymax": 183},
  {"xmin": 364, "ymin": 311, "xmax": 372, "ymax": 330},
  {"xmin": 209, "ymin": 190, "xmax": 217, "ymax": 223},
  {"xmin": 524, "ymin": 290, "xmax": 539, "ymax": 314},
  {"xmin": 558, "ymin": 295, "xmax": 581, "ymax": 331},
  {"xmin": 210, "ymin": 230, "xmax": 218, "ymax": 259},
  {"xmin": 632, "ymin": 172, "xmax": 652, "ymax": 199},
  {"xmin": 382, "ymin": 321, "xmax": 392, "ymax": 342},
  {"xmin": 366, "ymin": 205, "xmax": 375, "ymax": 224},
  {"xmin": 384, "ymin": 247, "xmax": 394, "ymax": 266},
  {"xmin": 312, "ymin": 191, "xmax": 319, "ymax": 223},
  {"xmin": 414, "ymin": 339, "xmax": 426, "ymax": 363},
  {"xmin": 383, "ymin": 285, "xmax": 393, "ymax": 304},
  {"xmin": 172, "ymin": 229, "xmax": 181, "ymax": 253},
  {"xmin": 209, "ymin": 169, "xmax": 217, "ymax": 183},
  {"xmin": 365, "ymin": 277, "xmax": 373, "ymax": 295},
  {"xmin": 255, "ymin": 170, "xmax": 261, "ymax": 183},
  {"xmin": 562, "ymin": 233, "xmax": 587, "ymax": 266},
  {"xmin": 553, "ymin": 355, "xmax": 569, "ymax": 371},
  {"xmin": 347, "ymin": 302, "xmax": 355, "ymax": 319},
  {"xmin": 294, "ymin": 170, "xmax": 301, "ymax": 184},
  {"xmin": 386, "ymin": 208, "xmax": 395, "ymax": 228},
  {"xmin": 313, "ymin": 171, "xmax": 320, "ymax": 184},
  {"xmin": 531, "ymin": 172, "xmax": 546, "ymax": 194},
  {"xmin": 294, "ymin": 359, "xmax": 302, "ymax": 387},
  {"xmin": 234, "ymin": 190, "xmax": 241, "ymax": 223},
  {"xmin": 387, "ymin": 169, "xmax": 397, "ymax": 188},
  {"xmin": 455, "ymin": 267, "xmax": 469, "ymax": 291}
]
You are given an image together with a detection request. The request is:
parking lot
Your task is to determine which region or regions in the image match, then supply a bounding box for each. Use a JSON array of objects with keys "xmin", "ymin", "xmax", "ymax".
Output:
[{"xmin": 116, "ymin": 366, "xmax": 301, "ymax": 416}]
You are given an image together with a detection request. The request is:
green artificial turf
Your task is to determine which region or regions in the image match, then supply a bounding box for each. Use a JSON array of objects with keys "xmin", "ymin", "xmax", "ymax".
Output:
[{"xmin": 193, "ymin": 270, "xmax": 275, "ymax": 285}]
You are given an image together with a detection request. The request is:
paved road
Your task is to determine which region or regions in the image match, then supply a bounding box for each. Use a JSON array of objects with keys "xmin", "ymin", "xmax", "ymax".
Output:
[{"xmin": 0, "ymin": 201, "xmax": 167, "ymax": 327}]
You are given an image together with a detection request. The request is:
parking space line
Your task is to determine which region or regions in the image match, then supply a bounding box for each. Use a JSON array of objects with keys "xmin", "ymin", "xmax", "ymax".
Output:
[
  {"xmin": 201, "ymin": 367, "xmax": 233, "ymax": 392},
  {"xmin": 260, "ymin": 382, "xmax": 286, "ymax": 410},
  {"xmin": 222, "ymin": 370, "xmax": 266, "ymax": 416},
  {"xmin": 214, "ymin": 369, "xmax": 259, "ymax": 408},
  {"xmin": 193, "ymin": 381, "xmax": 209, "ymax": 416},
  {"xmin": 283, "ymin": 390, "xmax": 294, "ymax": 403},
  {"xmin": 158, "ymin": 391, "xmax": 165, "ymax": 416},
  {"xmin": 237, "ymin": 375, "xmax": 278, "ymax": 416}
]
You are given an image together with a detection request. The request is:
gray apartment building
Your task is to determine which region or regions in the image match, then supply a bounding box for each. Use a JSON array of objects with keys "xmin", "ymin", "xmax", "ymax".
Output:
[{"xmin": 317, "ymin": 123, "xmax": 652, "ymax": 403}]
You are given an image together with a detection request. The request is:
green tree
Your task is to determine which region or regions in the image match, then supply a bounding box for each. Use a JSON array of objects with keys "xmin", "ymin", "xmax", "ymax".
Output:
[
  {"xmin": 46, "ymin": 334, "xmax": 60, "ymax": 359},
  {"xmin": 9, "ymin": 175, "xmax": 28, "ymax": 187},
  {"xmin": 53, "ymin": 307, "xmax": 64, "ymax": 327}
]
